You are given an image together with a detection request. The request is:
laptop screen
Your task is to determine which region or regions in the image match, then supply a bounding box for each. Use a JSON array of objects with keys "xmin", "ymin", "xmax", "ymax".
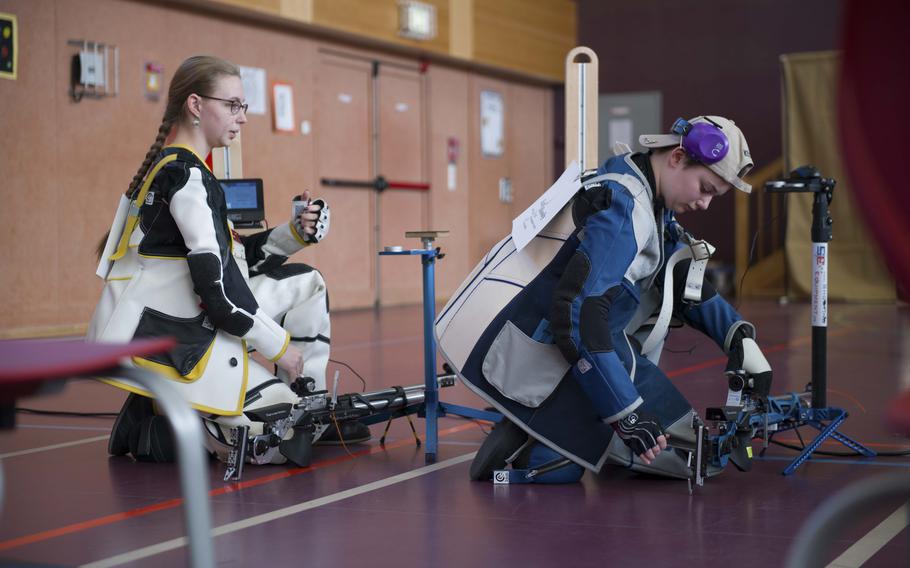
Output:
[{"xmin": 220, "ymin": 178, "xmax": 264, "ymax": 226}]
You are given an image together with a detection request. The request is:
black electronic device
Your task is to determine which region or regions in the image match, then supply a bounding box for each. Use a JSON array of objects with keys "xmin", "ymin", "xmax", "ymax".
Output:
[{"xmin": 221, "ymin": 178, "xmax": 265, "ymax": 228}]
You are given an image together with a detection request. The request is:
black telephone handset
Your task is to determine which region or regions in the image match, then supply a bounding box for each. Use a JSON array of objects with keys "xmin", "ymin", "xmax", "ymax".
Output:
[{"xmin": 70, "ymin": 54, "xmax": 85, "ymax": 102}]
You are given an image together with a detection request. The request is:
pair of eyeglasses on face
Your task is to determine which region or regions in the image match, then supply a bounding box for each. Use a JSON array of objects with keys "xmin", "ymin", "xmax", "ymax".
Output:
[{"xmin": 200, "ymin": 95, "xmax": 249, "ymax": 115}]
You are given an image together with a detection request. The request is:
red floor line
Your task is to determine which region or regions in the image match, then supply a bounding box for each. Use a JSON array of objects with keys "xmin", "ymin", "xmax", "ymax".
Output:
[
  {"xmin": 0, "ymin": 324, "xmax": 864, "ymax": 552},
  {"xmin": 0, "ymin": 422, "xmax": 478, "ymax": 552},
  {"xmin": 666, "ymin": 326, "xmax": 857, "ymax": 379}
]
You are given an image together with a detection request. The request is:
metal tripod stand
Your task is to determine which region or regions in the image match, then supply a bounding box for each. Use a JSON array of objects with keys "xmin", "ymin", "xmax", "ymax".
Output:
[{"xmin": 765, "ymin": 166, "xmax": 876, "ymax": 474}]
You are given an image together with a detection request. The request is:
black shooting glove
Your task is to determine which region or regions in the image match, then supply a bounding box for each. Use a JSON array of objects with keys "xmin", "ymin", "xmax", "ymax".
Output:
[{"xmin": 611, "ymin": 409, "xmax": 667, "ymax": 463}]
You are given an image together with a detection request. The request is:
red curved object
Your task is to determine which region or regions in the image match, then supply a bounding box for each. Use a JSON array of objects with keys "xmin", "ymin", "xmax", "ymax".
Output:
[
  {"xmin": 885, "ymin": 390, "xmax": 910, "ymax": 436},
  {"xmin": 838, "ymin": 1, "xmax": 910, "ymax": 291},
  {"xmin": 840, "ymin": 2, "xmax": 910, "ymax": 436},
  {"xmin": 0, "ymin": 338, "xmax": 176, "ymax": 384}
]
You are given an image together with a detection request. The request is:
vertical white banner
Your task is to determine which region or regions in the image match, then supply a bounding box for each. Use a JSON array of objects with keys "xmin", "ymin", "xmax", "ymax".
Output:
[{"xmin": 812, "ymin": 243, "xmax": 828, "ymax": 327}]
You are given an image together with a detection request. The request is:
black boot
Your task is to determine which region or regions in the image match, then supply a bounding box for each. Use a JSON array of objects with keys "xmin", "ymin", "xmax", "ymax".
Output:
[
  {"xmin": 129, "ymin": 415, "xmax": 176, "ymax": 463},
  {"xmin": 469, "ymin": 419, "xmax": 528, "ymax": 481},
  {"xmin": 108, "ymin": 393, "xmax": 154, "ymax": 456}
]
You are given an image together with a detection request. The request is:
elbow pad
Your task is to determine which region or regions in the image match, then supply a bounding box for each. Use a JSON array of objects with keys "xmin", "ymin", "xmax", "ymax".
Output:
[{"xmin": 186, "ymin": 252, "xmax": 255, "ymax": 337}]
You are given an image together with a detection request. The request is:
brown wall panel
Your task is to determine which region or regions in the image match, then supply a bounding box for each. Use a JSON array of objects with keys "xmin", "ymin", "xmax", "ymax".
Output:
[
  {"xmin": 313, "ymin": 54, "xmax": 375, "ymax": 308},
  {"xmin": 0, "ymin": 0, "xmax": 59, "ymax": 330},
  {"xmin": 468, "ymin": 75, "xmax": 512, "ymax": 263},
  {"xmin": 377, "ymin": 66, "xmax": 427, "ymax": 305},
  {"xmin": 313, "ymin": 0, "xmax": 450, "ymax": 55},
  {"xmin": 508, "ymin": 82, "xmax": 553, "ymax": 218},
  {"xmin": 0, "ymin": 0, "xmax": 556, "ymax": 335},
  {"xmin": 199, "ymin": 0, "xmax": 574, "ymax": 80},
  {"xmin": 473, "ymin": 0, "xmax": 576, "ymax": 81},
  {"xmin": 53, "ymin": 0, "xmax": 237, "ymax": 331},
  {"xmin": 218, "ymin": 0, "xmax": 283, "ymax": 14},
  {"xmin": 466, "ymin": 76, "xmax": 554, "ymax": 265},
  {"xmin": 426, "ymin": 64, "xmax": 470, "ymax": 301}
]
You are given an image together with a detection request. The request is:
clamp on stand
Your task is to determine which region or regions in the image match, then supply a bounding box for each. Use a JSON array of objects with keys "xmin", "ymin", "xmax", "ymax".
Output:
[
  {"xmin": 765, "ymin": 166, "xmax": 876, "ymax": 474},
  {"xmin": 380, "ymin": 231, "xmax": 502, "ymax": 463}
]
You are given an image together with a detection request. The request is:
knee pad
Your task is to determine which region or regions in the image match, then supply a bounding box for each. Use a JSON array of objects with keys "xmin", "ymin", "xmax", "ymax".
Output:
[
  {"xmin": 203, "ymin": 377, "xmax": 302, "ymax": 466},
  {"xmin": 204, "ymin": 412, "xmax": 308, "ymax": 466}
]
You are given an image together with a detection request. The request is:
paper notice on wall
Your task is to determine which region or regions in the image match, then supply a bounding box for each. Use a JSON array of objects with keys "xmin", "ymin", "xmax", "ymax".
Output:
[
  {"xmin": 480, "ymin": 90, "xmax": 504, "ymax": 157},
  {"xmin": 511, "ymin": 161, "xmax": 581, "ymax": 252},
  {"xmin": 273, "ymin": 82, "xmax": 295, "ymax": 132},
  {"xmin": 239, "ymin": 66, "xmax": 267, "ymax": 115},
  {"xmin": 447, "ymin": 163, "xmax": 457, "ymax": 191}
]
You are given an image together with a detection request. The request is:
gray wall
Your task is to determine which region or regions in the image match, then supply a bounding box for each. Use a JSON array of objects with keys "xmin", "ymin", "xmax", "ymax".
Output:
[{"xmin": 557, "ymin": 0, "xmax": 843, "ymax": 264}]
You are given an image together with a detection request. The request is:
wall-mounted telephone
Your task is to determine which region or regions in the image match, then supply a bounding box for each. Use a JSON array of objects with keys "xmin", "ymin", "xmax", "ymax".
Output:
[{"xmin": 68, "ymin": 40, "xmax": 118, "ymax": 102}]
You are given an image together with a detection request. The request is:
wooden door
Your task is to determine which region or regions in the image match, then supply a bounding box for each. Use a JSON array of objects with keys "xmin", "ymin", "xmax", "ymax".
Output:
[
  {"xmin": 509, "ymin": 82, "xmax": 553, "ymax": 218},
  {"xmin": 377, "ymin": 65, "xmax": 428, "ymax": 305},
  {"xmin": 468, "ymin": 75, "xmax": 513, "ymax": 263},
  {"xmin": 313, "ymin": 53, "xmax": 375, "ymax": 308}
]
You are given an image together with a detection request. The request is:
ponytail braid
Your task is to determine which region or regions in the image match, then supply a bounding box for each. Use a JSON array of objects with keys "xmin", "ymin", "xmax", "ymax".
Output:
[
  {"xmin": 124, "ymin": 118, "xmax": 174, "ymax": 198},
  {"xmin": 97, "ymin": 118, "xmax": 172, "ymax": 259}
]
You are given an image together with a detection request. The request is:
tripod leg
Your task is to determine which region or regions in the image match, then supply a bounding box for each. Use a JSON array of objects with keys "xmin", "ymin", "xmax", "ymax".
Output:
[
  {"xmin": 829, "ymin": 429, "xmax": 877, "ymax": 457},
  {"xmin": 783, "ymin": 412, "xmax": 848, "ymax": 475}
]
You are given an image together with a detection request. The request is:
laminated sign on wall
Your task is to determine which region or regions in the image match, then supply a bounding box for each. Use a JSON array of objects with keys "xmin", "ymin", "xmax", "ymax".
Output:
[
  {"xmin": 272, "ymin": 82, "xmax": 295, "ymax": 133},
  {"xmin": 480, "ymin": 90, "xmax": 504, "ymax": 157}
]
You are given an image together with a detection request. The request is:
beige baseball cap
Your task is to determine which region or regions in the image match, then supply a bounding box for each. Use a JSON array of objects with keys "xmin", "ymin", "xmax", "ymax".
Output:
[{"xmin": 639, "ymin": 115, "xmax": 754, "ymax": 193}]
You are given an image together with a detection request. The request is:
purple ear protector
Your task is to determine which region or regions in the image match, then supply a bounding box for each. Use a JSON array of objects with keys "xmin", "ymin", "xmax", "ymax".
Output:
[{"xmin": 670, "ymin": 117, "xmax": 729, "ymax": 164}]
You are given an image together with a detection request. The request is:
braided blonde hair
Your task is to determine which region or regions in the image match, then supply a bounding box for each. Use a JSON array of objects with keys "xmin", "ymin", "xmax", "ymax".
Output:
[{"xmin": 124, "ymin": 55, "xmax": 240, "ymax": 197}]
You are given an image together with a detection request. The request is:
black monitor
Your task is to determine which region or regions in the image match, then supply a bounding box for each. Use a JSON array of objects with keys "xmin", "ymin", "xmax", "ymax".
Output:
[{"xmin": 221, "ymin": 178, "xmax": 264, "ymax": 228}]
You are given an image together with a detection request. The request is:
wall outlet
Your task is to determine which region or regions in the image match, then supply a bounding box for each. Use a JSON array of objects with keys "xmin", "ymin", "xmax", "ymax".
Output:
[{"xmin": 499, "ymin": 177, "xmax": 512, "ymax": 203}]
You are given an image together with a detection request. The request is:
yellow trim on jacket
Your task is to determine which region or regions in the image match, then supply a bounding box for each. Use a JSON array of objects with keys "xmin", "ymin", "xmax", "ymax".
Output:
[
  {"xmin": 131, "ymin": 338, "xmax": 216, "ymax": 382},
  {"xmin": 163, "ymin": 144, "xmax": 213, "ymax": 174},
  {"xmin": 268, "ymin": 332, "xmax": 292, "ymax": 362},
  {"xmin": 110, "ymin": 154, "xmax": 179, "ymax": 261},
  {"xmin": 98, "ymin": 340, "xmax": 250, "ymax": 416}
]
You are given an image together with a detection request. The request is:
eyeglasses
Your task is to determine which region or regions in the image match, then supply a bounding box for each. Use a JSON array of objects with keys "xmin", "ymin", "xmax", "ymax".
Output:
[{"xmin": 200, "ymin": 95, "xmax": 248, "ymax": 115}]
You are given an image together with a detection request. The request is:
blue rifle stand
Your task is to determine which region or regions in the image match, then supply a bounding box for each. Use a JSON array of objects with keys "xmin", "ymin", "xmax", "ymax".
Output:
[
  {"xmin": 778, "ymin": 408, "xmax": 874, "ymax": 475},
  {"xmin": 379, "ymin": 231, "xmax": 502, "ymax": 463},
  {"xmin": 765, "ymin": 168, "xmax": 876, "ymax": 475}
]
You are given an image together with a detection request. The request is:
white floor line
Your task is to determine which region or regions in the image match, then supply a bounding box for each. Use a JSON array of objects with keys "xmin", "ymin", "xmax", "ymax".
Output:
[
  {"xmin": 80, "ymin": 451, "xmax": 476, "ymax": 568},
  {"xmin": 0, "ymin": 435, "xmax": 109, "ymax": 460},
  {"xmin": 826, "ymin": 501, "xmax": 910, "ymax": 567},
  {"xmin": 18, "ymin": 424, "xmax": 112, "ymax": 432}
]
